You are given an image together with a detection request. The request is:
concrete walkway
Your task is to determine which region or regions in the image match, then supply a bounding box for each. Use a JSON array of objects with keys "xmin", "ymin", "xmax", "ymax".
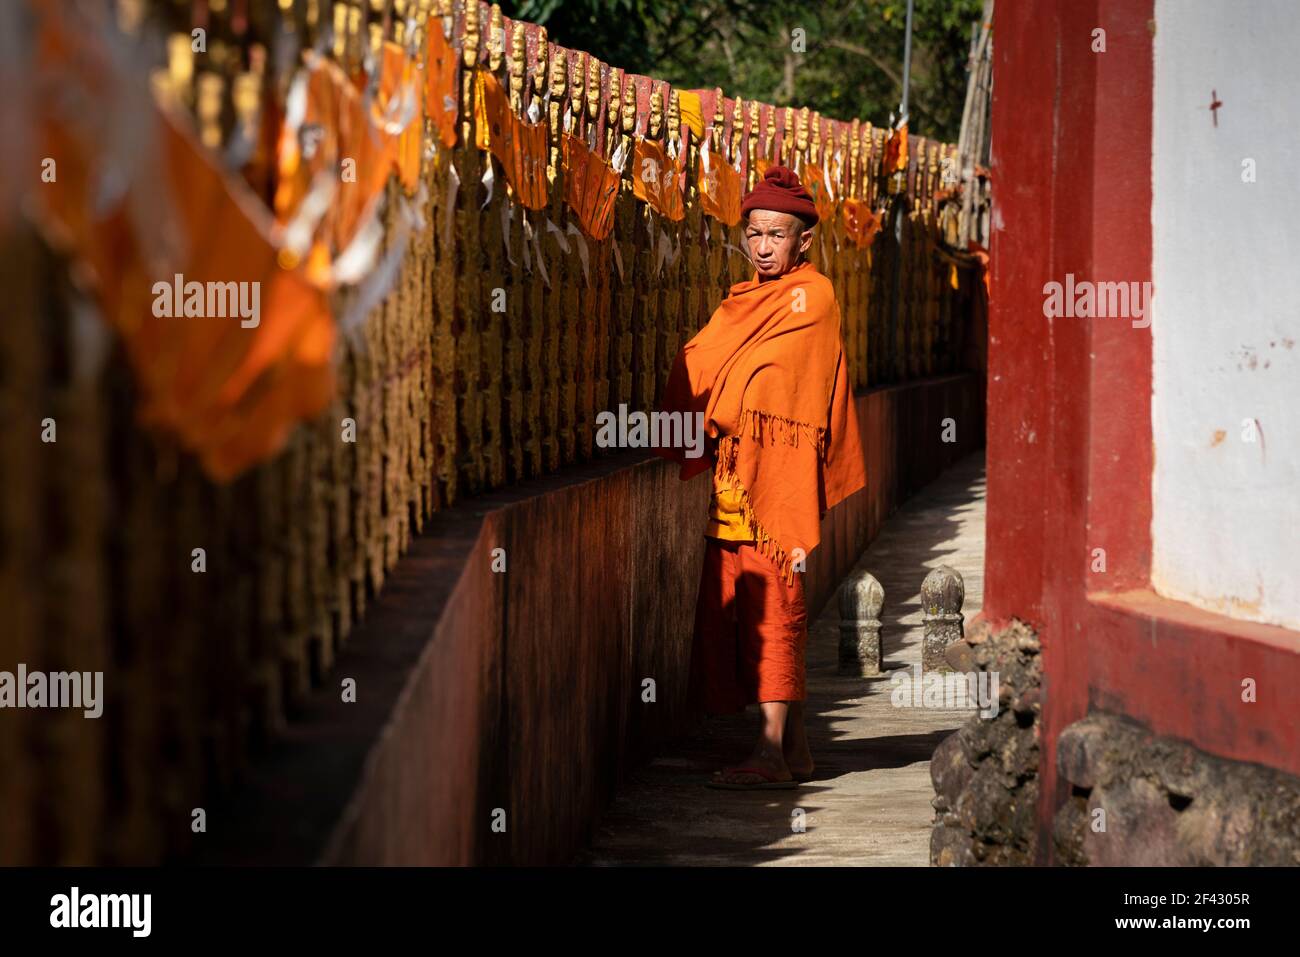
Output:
[{"xmin": 577, "ymin": 452, "xmax": 986, "ymax": 866}]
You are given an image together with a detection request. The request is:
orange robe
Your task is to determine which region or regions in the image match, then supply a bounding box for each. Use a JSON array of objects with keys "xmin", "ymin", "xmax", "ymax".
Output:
[{"xmin": 657, "ymin": 262, "xmax": 866, "ymax": 713}]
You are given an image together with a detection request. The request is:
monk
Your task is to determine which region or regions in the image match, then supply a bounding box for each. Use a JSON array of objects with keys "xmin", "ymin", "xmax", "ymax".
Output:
[{"xmin": 655, "ymin": 166, "xmax": 867, "ymax": 789}]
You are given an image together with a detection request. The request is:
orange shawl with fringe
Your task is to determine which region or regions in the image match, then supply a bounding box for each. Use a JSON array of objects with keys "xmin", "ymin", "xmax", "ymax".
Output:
[{"xmin": 656, "ymin": 260, "xmax": 867, "ymax": 582}]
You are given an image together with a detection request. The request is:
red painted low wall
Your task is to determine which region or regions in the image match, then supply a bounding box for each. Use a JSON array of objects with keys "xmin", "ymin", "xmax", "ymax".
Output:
[{"xmin": 194, "ymin": 372, "xmax": 983, "ymax": 865}]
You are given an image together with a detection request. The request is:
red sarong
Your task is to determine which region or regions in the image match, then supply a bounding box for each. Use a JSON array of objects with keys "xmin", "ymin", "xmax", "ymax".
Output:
[{"xmin": 690, "ymin": 538, "xmax": 808, "ymax": 714}]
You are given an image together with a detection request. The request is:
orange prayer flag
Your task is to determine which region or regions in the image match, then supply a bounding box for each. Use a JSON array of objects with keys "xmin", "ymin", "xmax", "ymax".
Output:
[
  {"xmin": 561, "ymin": 132, "xmax": 620, "ymax": 240},
  {"xmin": 34, "ymin": 113, "xmax": 99, "ymax": 255},
  {"xmin": 273, "ymin": 55, "xmax": 340, "ymax": 224},
  {"xmin": 26, "ymin": 0, "xmax": 336, "ymax": 483},
  {"xmin": 147, "ymin": 111, "xmax": 336, "ymax": 481},
  {"xmin": 334, "ymin": 71, "xmax": 398, "ymax": 250},
  {"xmin": 881, "ymin": 121, "xmax": 908, "ymax": 177},
  {"xmin": 378, "ymin": 41, "xmax": 423, "ymax": 194},
  {"xmin": 28, "ymin": 4, "xmax": 142, "ymax": 259},
  {"xmin": 273, "ymin": 51, "xmax": 394, "ymax": 254},
  {"xmin": 631, "ymin": 138, "xmax": 685, "ymax": 221},
  {"xmin": 841, "ymin": 198, "xmax": 881, "ymax": 249},
  {"xmin": 698, "ymin": 150, "xmax": 742, "ymax": 226},
  {"xmin": 801, "ymin": 162, "xmax": 837, "ymax": 224},
  {"xmin": 424, "ymin": 21, "xmax": 459, "ymax": 148},
  {"xmin": 474, "ymin": 69, "xmax": 548, "ymax": 209}
]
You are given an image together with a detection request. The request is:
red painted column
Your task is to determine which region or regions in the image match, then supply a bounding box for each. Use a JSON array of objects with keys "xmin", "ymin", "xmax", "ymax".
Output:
[
  {"xmin": 987, "ymin": 0, "xmax": 1155, "ymax": 860},
  {"xmin": 982, "ymin": 0, "xmax": 1061, "ymax": 630},
  {"xmin": 1036, "ymin": 0, "xmax": 1106, "ymax": 866},
  {"xmin": 1086, "ymin": 1, "xmax": 1154, "ymax": 592}
]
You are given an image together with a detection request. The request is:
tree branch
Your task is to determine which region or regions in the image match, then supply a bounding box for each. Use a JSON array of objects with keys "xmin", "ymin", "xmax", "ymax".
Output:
[
  {"xmin": 824, "ymin": 37, "xmax": 903, "ymax": 88},
  {"xmin": 823, "ymin": 36, "xmax": 925, "ymax": 119}
]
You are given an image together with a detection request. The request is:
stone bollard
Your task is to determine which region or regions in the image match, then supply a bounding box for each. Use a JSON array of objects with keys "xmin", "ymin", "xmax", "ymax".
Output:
[
  {"xmin": 921, "ymin": 565, "xmax": 965, "ymax": 672},
  {"xmin": 838, "ymin": 571, "xmax": 884, "ymax": 676}
]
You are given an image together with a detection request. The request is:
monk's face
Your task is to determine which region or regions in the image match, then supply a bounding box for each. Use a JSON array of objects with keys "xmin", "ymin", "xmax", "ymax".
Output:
[{"xmin": 744, "ymin": 210, "xmax": 814, "ymax": 279}]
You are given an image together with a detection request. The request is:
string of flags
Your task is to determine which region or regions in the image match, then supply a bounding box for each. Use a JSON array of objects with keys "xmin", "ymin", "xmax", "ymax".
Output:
[{"xmin": 13, "ymin": 0, "xmax": 955, "ymax": 481}]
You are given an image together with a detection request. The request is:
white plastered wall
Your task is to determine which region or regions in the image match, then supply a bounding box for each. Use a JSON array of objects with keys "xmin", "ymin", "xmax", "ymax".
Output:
[{"xmin": 1151, "ymin": 0, "xmax": 1300, "ymax": 630}]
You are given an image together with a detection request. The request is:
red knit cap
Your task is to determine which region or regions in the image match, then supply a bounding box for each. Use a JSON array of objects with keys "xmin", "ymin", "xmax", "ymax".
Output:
[{"xmin": 740, "ymin": 165, "xmax": 819, "ymax": 226}]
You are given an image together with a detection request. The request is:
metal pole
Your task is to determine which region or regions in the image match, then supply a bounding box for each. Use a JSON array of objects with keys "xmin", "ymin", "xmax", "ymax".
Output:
[
  {"xmin": 891, "ymin": 0, "xmax": 915, "ymax": 382},
  {"xmin": 900, "ymin": 0, "xmax": 915, "ymax": 119}
]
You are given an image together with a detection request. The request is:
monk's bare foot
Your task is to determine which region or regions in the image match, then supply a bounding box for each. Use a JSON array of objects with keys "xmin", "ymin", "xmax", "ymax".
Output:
[
  {"xmin": 783, "ymin": 722, "xmax": 814, "ymax": 778},
  {"xmin": 783, "ymin": 728, "xmax": 813, "ymax": 778},
  {"xmin": 784, "ymin": 746, "xmax": 814, "ymax": 780}
]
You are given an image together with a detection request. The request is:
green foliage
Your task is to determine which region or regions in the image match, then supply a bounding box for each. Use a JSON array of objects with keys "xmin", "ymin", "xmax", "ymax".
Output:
[{"xmin": 502, "ymin": 0, "xmax": 983, "ymax": 141}]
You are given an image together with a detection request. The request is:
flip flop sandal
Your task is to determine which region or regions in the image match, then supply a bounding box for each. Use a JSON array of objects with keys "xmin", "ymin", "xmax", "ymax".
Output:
[
  {"xmin": 711, "ymin": 766, "xmax": 814, "ymax": 782},
  {"xmin": 706, "ymin": 766, "xmax": 799, "ymax": 790}
]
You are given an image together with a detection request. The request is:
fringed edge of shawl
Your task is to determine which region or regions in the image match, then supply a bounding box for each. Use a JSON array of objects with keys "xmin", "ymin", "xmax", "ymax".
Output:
[
  {"xmin": 714, "ymin": 409, "xmax": 828, "ymax": 587},
  {"xmin": 735, "ymin": 407, "xmax": 828, "ymax": 460}
]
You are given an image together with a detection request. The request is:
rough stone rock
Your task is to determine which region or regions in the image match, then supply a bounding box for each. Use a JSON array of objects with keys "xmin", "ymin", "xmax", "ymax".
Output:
[
  {"xmin": 930, "ymin": 823, "xmax": 975, "ymax": 867},
  {"xmin": 1055, "ymin": 719, "xmax": 1106, "ymax": 790},
  {"xmin": 1015, "ymin": 632, "xmax": 1040, "ymax": 655},
  {"xmin": 965, "ymin": 620, "xmax": 991, "ymax": 646},
  {"xmin": 943, "ymin": 638, "xmax": 976, "ymax": 674},
  {"xmin": 997, "ymin": 726, "xmax": 1038, "ymax": 780},
  {"xmin": 929, "ymin": 617, "xmax": 1043, "ymax": 866},
  {"xmin": 1175, "ymin": 800, "xmax": 1255, "ymax": 867},
  {"xmin": 1055, "ymin": 713, "xmax": 1300, "ymax": 866},
  {"xmin": 1152, "ymin": 741, "xmax": 1214, "ymax": 800},
  {"xmin": 931, "ymin": 730, "xmax": 972, "ymax": 808},
  {"xmin": 1085, "ymin": 778, "xmax": 1184, "ymax": 867},
  {"xmin": 1052, "ymin": 793, "xmax": 1090, "ymax": 866},
  {"xmin": 1011, "ymin": 685, "xmax": 1040, "ymax": 717}
]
